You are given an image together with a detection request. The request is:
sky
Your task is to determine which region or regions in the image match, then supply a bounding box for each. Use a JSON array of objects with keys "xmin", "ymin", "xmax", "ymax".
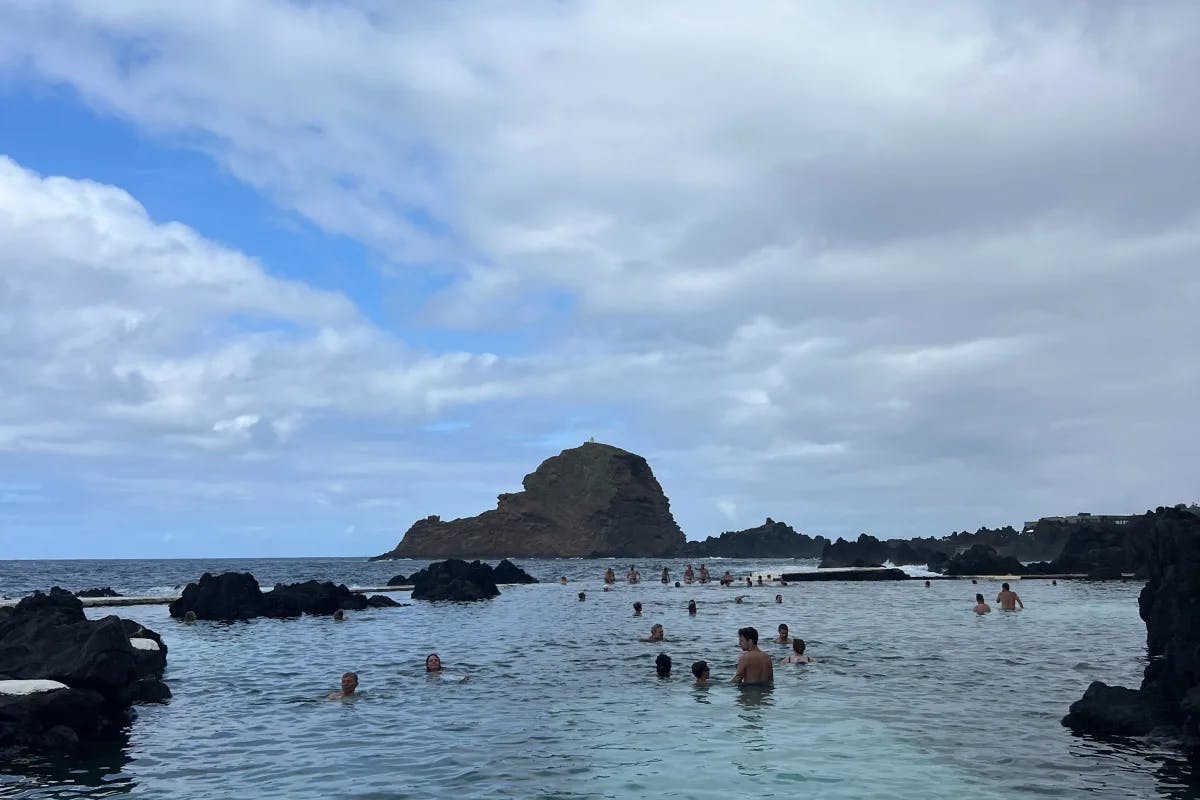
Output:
[{"xmin": 0, "ymin": 1, "xmax": 1197, "ymax": 559}]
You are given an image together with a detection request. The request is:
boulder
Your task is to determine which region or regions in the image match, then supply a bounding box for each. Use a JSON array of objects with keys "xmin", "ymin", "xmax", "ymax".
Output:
[
  {"xmin": 168, "ymin": 572, "xmax": 264, "ymax": 621},
  {"xmin": 819, "ymin": 534, "xmax": 888, "ymax": 568},
  {"xmin": 74, "ymin": 587, "xmax": 122, "ymax": 598},
  {"xmin": 492, "ymin": 559, "xmax": 538, "ymax": 584},
  {"xmin": 408, "ymin": 559, "xmax": 501, "ymax": 602},
  {"xmin": 372, "ymin": 442, "xmax": 686, "ymax": 559},
  {"xmin": 259, "ymin": 581, "xmax": 368, "ymax": 617},
  {"xmin": 0, "ymin": 588, "xmax": 169, "ymax": 753},
  {"xmin": 387, "ymin": 573, "xmax": 408, "ymax": 586},
  {"xmin": 366, "ymin": 595, "xmax": 403, "ymax": 608},
  {"xmin": 942, "ymin": 544, "xmax": 1026, "ymax": 576},
  {"xmin": 1062, "ymin": 681, "xmax": 1168, "ymax": 736}
]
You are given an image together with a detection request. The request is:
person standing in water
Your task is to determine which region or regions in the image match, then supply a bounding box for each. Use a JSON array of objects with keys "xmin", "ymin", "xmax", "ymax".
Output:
[
  {"xmin": 996, "ymin": 582, "xmax": 1023, "ymax": 611},
  {"xmin": 731, "ymin": 627, "xmax": 773, "ymax": 686},
  {"xmin": 633, "ymin": 601, "xmax": 643, "ymax": 616},
  {"xmin": 780, "ymin": 639, "xmax": 815, "ymax": 664},
  {"xmin": 684, "ymin": 564, "xmax": 695, "ymax": 584},
  {"xmin": 699, "ymin": 564, "xmax": 710, "ymax": 584},
  {"xmin": 627, "ymin": 565, "xmax": 641, "ymax": 584},
  {"xmin": 661, "ymin": 567, "xmax": 670, "ymax": 584},
  {"xmin": 774, "ymin": 624, "xmax": 790, "ymax": 644},
  {"xmin": 604, "ymin": 567, "xmax": 616, "ymax": 584},
  {"xmin": 687, "ymin": 599, "xmax": 697, "ymax": 615},
  {"xmin": 973, "ymin": 593, "xmax": 991, "ymax": 614},
  {"xmin": 692, "ymin": 661, "xmax": 710, "ymax": 685}
]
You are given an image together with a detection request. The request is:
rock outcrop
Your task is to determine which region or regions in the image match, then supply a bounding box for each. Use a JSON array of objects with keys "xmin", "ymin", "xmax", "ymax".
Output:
[
  {"xmin": 168, "ymin": 573, "xmax": 396, "ymax": 621},
  {"xmin": 74, "ymin": 587, "xmax": 122, "ymax": 598},
  {"xmin": 408, "ymin": 560, "xmax": 501, "ymax": 602},
  {"xmin": 372, "ymin": 442, "xmax": 686, "ymax": 559},
  {"xmin": 0, "ymin": 588, "xmax": 169, "ymax": 752},
  {"xmin": 779, "ymin": 567, "xmax": 909, "ymax": 582},
  {"xmin": 942, "ymin": 544, "xmax": 1027, "ymax": 576},
  {"xmin": 1062, "ymin": 507, "xmax": 1200, "ymax": 755},
  {"xmin": 492, "ymin": 559, "xmax": 538, "ymax": 584},
  {"xmin": 680, "ymin": 518, "xmax": 827, "ymax": 559}
]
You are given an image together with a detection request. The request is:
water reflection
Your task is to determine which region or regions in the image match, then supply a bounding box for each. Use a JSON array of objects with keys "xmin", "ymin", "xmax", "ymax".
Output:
[{"xmin": 0, "ymin": 740, "xmax": 134, "ymax": 798}]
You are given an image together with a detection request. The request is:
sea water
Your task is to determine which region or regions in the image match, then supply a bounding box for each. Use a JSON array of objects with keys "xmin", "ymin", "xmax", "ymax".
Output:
[{"xmin": 1, "ymin": 558, "xmax": 1196, "ymax": 799}]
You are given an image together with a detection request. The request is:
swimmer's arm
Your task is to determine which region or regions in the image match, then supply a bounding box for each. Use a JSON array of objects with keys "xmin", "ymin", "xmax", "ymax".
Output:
[
  {"xmin": 1016, "ymin": 595, "xmax": 1024, "ymax": 609},
  {"xmin": 731, "ymin": 656, "xmax": 746, "ymax": 684}
]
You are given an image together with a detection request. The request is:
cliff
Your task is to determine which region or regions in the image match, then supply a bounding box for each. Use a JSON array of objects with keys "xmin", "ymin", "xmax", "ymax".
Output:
[
  {"xmin": 820, "ymin": 533, "xmax": 947, "ymax": 568},
  {"xmin": 680, "ymin": 518, "xmax": 827, "ymax": 558},
  {"xmin": 372, "ymin": 442, "xmax": 686, "ymax": 559}
]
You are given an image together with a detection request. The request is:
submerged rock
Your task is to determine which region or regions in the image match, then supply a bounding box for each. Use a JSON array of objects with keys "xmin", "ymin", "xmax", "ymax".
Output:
[
  {"xmin": 366, "ymin": 595, "xmax": 403, "ymax": 607},
  {"xmin": 372, "ymin": 442, "xmax": 686, "ymax": 559},
  {"xmin": 0, "ymin": 587, "xmax": 169, "ymax": 753},
  {"xmin": 408, "ymin": 559, "xmax": 501, "ymax": 601},
  {"xmin": 74, "ymin": 587, "xmax": 122, "ymax": 598}
]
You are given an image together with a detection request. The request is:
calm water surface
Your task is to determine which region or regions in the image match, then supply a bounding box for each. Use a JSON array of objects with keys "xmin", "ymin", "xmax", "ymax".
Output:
[{"xmin": 1, "ymin": 557, "xmax": 1196, "ymax": 799}]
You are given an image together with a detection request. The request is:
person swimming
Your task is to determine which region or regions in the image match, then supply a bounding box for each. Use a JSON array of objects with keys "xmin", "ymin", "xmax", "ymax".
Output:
[
  {"xmin": 633, "ymin": 601, "xmax": 643, "ymax": 616},
  {"xmin": 973, "ymin": 593, "xmax": 992, "ymax": 614},
  {"xmin": 333, "ymin": 609, "xmax": 346, "ymax": 621},
  {"xmin": 774, "ymin": 623, "xmax": 790, "ymax": 644},
  {"xmin": 774, "ymin": 594, "xmax": 783, "ymax": 604},
  {"xmin": 578, "ymin": 591, "xmax": 587, "ymax": 601},
  {"xmin": 642, "ymin": 623, "xmax": 665, "ymax": 642},
  {"xmin": 687, "ymin": 599, "xmax": 697, "ymax": 615},
  {"xmin": 780, "ymin": 639, "xmax": 815, "ymax": 664},
  {"xmin": 425, "ymin": 653, "xmax": 469, "ymax": 682},
  {"xmin": 328, "ymin": 671, "xmax": 359, "ymax": 699},
  {"xmin": 692, "ymin": 660, "xmax": 710, "ymax": 685},
  {"xmin": 756, "ymin": 575, "xmax": 764, "ymax": 586},
  {"xmin": 731, "ymin": 626, "xmax": 773, "ymax": 686},
  {"xmin": 734, "ymin": 595, "xmax": 746, "ymax": 604},
  {"xmin": 182, "ymin": 611, "xmax": 197, "ymax": 623},
  {"xmin": 560, "ymin": 576, "xmax": 568, "ymax": 585},
  {"xmin": 655, "ymin": 653, "xmax": 672, "ymax": 677}
]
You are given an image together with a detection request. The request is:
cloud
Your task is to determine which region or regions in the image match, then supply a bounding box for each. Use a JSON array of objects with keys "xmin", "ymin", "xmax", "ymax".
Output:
[{"xmin": 0, "ymin": 2, "xmax": 1197, "ymax": 555}]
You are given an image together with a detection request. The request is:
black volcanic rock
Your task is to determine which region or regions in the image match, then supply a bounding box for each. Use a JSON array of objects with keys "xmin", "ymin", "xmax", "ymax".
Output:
[
  {"xmin": 408, "ymin": 559, "xmax": 501, "ymax": 602},
  {"xmin": 74, "ymin": 587, "xmax": 122, "ymax": 598},
  {"xmin": 1062, "ymin": 508, "xmax": 1200, "ymax": 755},
  {"xmin": 260, "ymin": 581, "xmax": 368, "ymax": 617},
  {"xmin": 0, "ymin": 587, "xmax": 169, "ymax": 753},
  {"xmin": 681, "ymin": 518, "xmax": 827, "ymax": 558},
  {"xmin": 780, "ymin": 568, "xmax": 908, "ymax": 582},
  {"xmin": 819, "ymin": 534, "xmax": 889, "ymax": 568},
  {"xmin": 366, "ymin": 595, "xmax": 402, "ymax": 607},
  {"xmin": 372, "ymin": 442, "xmax": 686, "ymax": 559},
  {"xmin": 169, "ymin": 572, "xmax": 264, "ymax": 621},
  {"xmin": 492, "ymin": 559, "xmax": 538, "ymax": 584},
  {"xmin": 943, "ymin": 545, "xmax": 1026, "ymax": 576},
  {"xmin": 387, "ymin": 573, "xmax": 408, "ymax": 586}
]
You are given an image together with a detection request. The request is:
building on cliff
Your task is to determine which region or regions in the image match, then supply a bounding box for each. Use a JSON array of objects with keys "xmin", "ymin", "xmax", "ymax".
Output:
[{"xmin": 1022, "ymin": 512, "xmax": 1135, "ymax": 533}]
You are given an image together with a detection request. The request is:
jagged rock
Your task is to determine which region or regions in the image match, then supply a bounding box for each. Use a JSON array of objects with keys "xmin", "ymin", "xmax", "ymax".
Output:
[
  {"xmin": 1062, "ymin": 681, "xmax": 1169, "ymax": 736},
  {"xmin": 409, "ymin": 559, "xmax": 501, "ymax": 602},
  {"xmin": 780, "ymin": 568, "xmax": 908, "ymax": 582},
  {"xmin": 681, "ymin": 518, "xmax": 828, "ymax": 558},
  {"xmin": 366, "ymin": 595, "xmax": 402, "ymax": 607},
  {"xmin": 492, "ymin": 559, "xmax": 538, "ymax": 584},
  {"xmin": 74, "ymin": 587, "xmax": 122, "ymax": 598},
  {"xmin": 169, "ymin": 572, "xmax": 264, "ymax": 621},
  {"xmin": 943, "ymin": 544, "xmax": 1026, "ymax": 576},
  {"xmin": 372, "ymin": 442, "xmax": 686, "ymax": 559},
  {"xmin": 387, "ymin": 574, "xmax": 408, "ymax": 586},
  {"xmin": 260, "ymin": 581, "xmax": 369, "ymax": 617},
  {"xmin": 819, "ymin": 534, "xmax": 889, "ymax": 568},
  {"xmin": 0, "ymin": 588, "xmax": 168, "ymax": 753}
]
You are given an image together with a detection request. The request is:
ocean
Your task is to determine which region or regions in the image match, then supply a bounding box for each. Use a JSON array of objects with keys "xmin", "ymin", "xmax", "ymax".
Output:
[{"xmin": 1, "ymin": 557, "xmax": 1195, "ymax": 799}]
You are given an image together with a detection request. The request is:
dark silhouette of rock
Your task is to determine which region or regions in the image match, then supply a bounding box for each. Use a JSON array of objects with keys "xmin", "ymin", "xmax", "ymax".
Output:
[
  {"xmin": 387, "ymin": 573, "xmax": 408, "ymax": 586},
  {"xmin": 819, "ymin": 534, "xmax": 889, "ymax": 568},
  {"xmin": 779, "ymin": 567, "xmax": 908, "ymax": 582},
  {"xmin": 372, "ymin": 442, "xmax": 686, "ymax": 559},
  {"xmin": 1062, "ymin": 508, "xmax": 1200, "ymax": 756},
  {"xmin": 492, "ymin": 559, "xmax": 538, "ymax": 584},
  {"xmin": 74, "ymin": 587, "xmax": 122, "ymax": 598},
  {"xmin": 943, "ymin": 544, "xmax": 1026, "ymax": 576},
  {"xmin": 0, "ymin": 588, "xmax": 169, "ymax": 753},
  {"xmin": 169, "ymin": 572, "xmax": 263, "ymax": 621},
  {"xmin": 366, "ymin": 595, "xmax": 402, "ymax": 607},
  {"xmin": 408, "ymin": 559, "xmax": 501, "ymax": 601},
  {"xmin": 259, "ymin": 581, "xmax": 369, "ymax": 617},
  {"xmin": 681, "ymin": 518, "xmax": 828, "ymax": 558}
]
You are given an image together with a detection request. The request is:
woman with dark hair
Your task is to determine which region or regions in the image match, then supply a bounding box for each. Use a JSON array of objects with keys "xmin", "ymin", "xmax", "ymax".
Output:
[
  {"xmin": 973, "ymin": 594, "xmax": 991, "ymax": 614},
  {"xmin": 780, "ymin": 639, "xmax": 815, "ymax": 664},
  {"xmin": 425, "ymin": 653, "xmax": 469, "ymax": 682}
]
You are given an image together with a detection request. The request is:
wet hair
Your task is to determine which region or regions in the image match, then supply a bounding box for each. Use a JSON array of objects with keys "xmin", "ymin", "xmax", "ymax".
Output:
[
  {"xmin": 674, "ymin": 582, "xmax": 681, "ymax": 588},
  {"xmin": 775, "ymin": 594, "xmax": 783, "ymax": 602},
  {"xmin": 688, "ymin": 600, "xmax": 696, "ymax": 609},
  {"xmin": 738, "ymin": 626, "xmax": 759, "ymax": 645},
  {"xmin": 1002, "ymin": 582, "xmax": 1010, "ymax": 591},
  {"xmin": 633, "ymin": 601, "xmax": 642, "ymax": 611},
  {"xmin": 976, "ymin": 593, "xmax": 985, "ymax": 604},
  {"xmin": 692, "ymin": 660, "xmax": 709, "ymax": 678},
  {"xmin": 183, "ymin": 611, "xmax": 197, "ymax": 622},
  {"xmin": 655, "ymin": 653, "xmax": 672, "ymax": 676},
  {"xmin": 793, "ymin": 639, "xmax": 806, "ymax": 654},
  {"xmin": 924, "ymin": 580, "xmax": 931, "ymax": 587},
  {"xmin": 578, "ymin": 591, "xmax": 586, "ymax": 601},
  {"xmin": 342, "ymin": 671, "xmax": 358, "ymax": 681},
  {"xmin": 425, "ymin": 653, "xmax": 441, "ymax": 671},
  {"xmin": 778, "ymin": 623, "xmax": 788, "ymax": 633},
  {"xmin": 651, "ymin": 623, "xmax": 663, "ymax": 634}
]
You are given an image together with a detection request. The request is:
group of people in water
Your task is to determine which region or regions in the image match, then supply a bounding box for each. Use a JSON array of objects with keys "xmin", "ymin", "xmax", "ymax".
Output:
[
  {"xmin": 972, "ymin": 582, "xmax": 1025, "ymax": 614},
  {"xmin": 327, "ymin": 653, "xmax": 467, "ymax": 699},
  {"xmin": 604, "ymin": 564, "xmax": 781, "ymax": 589},
  {"xmin": 646, "ymin": 623, "xmax": 815, "ymax": 686}
]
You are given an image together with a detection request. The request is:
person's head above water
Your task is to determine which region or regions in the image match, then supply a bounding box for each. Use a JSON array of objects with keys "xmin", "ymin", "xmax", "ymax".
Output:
[
  {"xmin": 778, "ymin": 623, "xmax": 789, "ymax": 636},
  {"xmin": 183, "ymin": 610, "xmax": 197, "ymax": 623},
  {"xmin": 688, "ymin": 599, "xmax": 697, "ymax": 614},
  {"xmin": 792, "ymin": 639, "xmax": 806, "ymax": 654},
  {"xmin": 333, "ymin": 609, "xmax": 345, "ymax": 621},
  {"xmin": 633, "ymin": 601, "xmax": 642, "ymax": 615},
  {"xmin": 425, "ymin": 653, "xmax": 442, "ymax": 672},
  {"xmin": 976, "ymin": 593, "xmax": 985, "ymax": 604},
  {"xmin": 650, "ymin": 623, "xmax": 664, "ymax": 640},
  {"xmin": 692, "ymin": 660, "xmax": 709, "ymax": 681},
  {"xmin": 674, "ymin": 581, "xmax": 681, "ymax": 588},
  {"xmin": 560, "ymin": 576, "xmax": 568, "ymax": 585},
  {"xmin": 655, "ymin": 653, "xmax": 672, "ymax": 677},
  {"xmin": 738, "ymin": 626, "xmax": 759, "ymax": 648},
  {"xmin": 1002, "ymin": 582, "xmax": 1011, "ymax": 591},
  {"xmin": 340, "ymin": 671, "xmax": 358, "ymax": 694},
  {"xmin": 775, "ymin": 594, "xmax": 783, "ymax": 604},
  {"xmin": 578, "ymin": 591, "xmax": 586, "ymax": 601}
]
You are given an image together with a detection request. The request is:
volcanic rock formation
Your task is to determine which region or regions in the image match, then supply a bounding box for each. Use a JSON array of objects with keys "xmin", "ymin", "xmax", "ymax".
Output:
[
  {"xmin": 168, "ymin": 573, "xmax": 399, "ymax": 621},
  {"xmin": 373, "ymin": 442, "xmax": 686, "ymax": 559},
  {"xmin": 680, "ymin": 518, "xmax": 827, "ymax": 558}
]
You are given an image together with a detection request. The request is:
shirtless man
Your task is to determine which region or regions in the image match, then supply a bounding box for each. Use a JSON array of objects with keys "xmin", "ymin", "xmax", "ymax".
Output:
[
  {"xmin": 973, "ymin": 593, "xmax": 991, "ymax": 614},
  {"xmin": 642, "ymin": 623, "xmax": 665, "ymax": 642},
  {"xmin": 720, "ymin": 570, "xmax": 734, "ymax": 586},
  {"xmin": 692, "ymin": 660, "xmax": 710, "ymax": 685},
  {"xmin": 684, "ymin": 564, "xmax": 695, "ymax": 584},
  {"xmin": 627, "ymin": 565, "xmax": 641, "ymax": 584},
  {"xmin": 996, "ymin": 582, "xmax": 1024, "ymax": 611},
  {"xmin": 328, "ymin": 671, "xmax": 358, "ymax": 699},
  {"xmin": 731, "ymin": 626, "xmax": 774, "ymax": 686},
  {"xmin": 604, "ymin": 567, "xmax": 616, "ymax": 584},
  {"xmin": 774, "ymin": 623, "xmax": 790, "ymax": 644}
]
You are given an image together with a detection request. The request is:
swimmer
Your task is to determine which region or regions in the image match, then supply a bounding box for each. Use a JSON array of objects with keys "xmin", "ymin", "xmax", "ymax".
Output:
[
  {"xmin": 692, "ymin": 660, "xmax": 710, "ymax": 685},
  {"xmin": 734, "ymin": 595, "xmax": 746, "ymax": 604},
  {"xmin": 578, "ymin": 591, "xmax": 586, "ymax": 601},
  {"xmin": 996, "ymin": 582, "xmax": 1023, "ymax": 611},
  {"xmin": 328, "ymin": 671, "xmax": 358, "ymax": 699},
  {"xmin": 655, "ymin": 653, "xmax": 672, "ymax": 678},
  {"xmin": 604, "ymin": 567, "xmax": 616, "ymax": 584},
  {"xmin": 333, "ymin": 609, "xmax": 346, "ymax": 621},
  {"xmin": 745, "ymin": 577, "xmax": 753, "ymax": 588},
  {"xmin": 780, "ymin": 639, "xmax": 815, "ymax": 664},
  {"xmin": 627, "ymin": 565, "xmax": 641, "ymax": 584},
  {"xmin": 973, "ymin": 593, "xmax": 991, "ymax": 614},
  {"xmin": 633, "ymin": 601, "xmax": 643, "ymax": 616},
  {"xmin": 684, "ymin": 564, "xmax": 695, "ymax": 583},
  {"xmin": 674, "ymin": 581, "xmax": 682, "ymax": 588},
  {"xmin": 1052, "ymin": 579, "xmax": 1058, "ymax": 586},
  {"xmin": 775, "ymin": 594, "xmax": 783, "ymax": 604},
  {"xmin": 924, "ymin": 580, "xmax": 931, "ymax": 588},
  {"xmin": 731, "ymin": 626, "xmax": 774, "ymax": 686},
  {"xmin": 687, "ymin": 599, "xmax": 697, "ymax": 615},
  {"xmin": 182, "ymin": 611, "xmax": 197, "ymax": 624},
  {"xmin": 699, "ymin": 564, "xmax": 710, "ymax": 584},
  {"xmin": 721, "ymin": 570, "xmax": 734, "ymax": 586},
  {"xmin": 642, "ymin": 623, "xmax": 665, "ymax": 642},
  {"xmin": 661, "ymin": 567, "xmax": 670, "ymax": 584},
  {"xmin": 756, "ymin": 576, "xmax": 764, "ymax": 587},
  {"xmin": 560, "ymin": 576, "xmax": 568, "ymax": 585},
  {"xmin": 425, "ymin": 653, "xmax": 469, "ymax": 682},
  {"xmin": 774, "ymin": 624, "xmax": 790, "ymax": 645}
]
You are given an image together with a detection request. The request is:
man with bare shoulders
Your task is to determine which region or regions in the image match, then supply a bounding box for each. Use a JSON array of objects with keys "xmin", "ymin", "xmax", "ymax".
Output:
[
  {"xmin": 731, "ymin": 626, "xmax": 774, "ymax": 686},
  {"xmin": 328, "ymin": 671, "xmax": 358, "ymax": 699},
  {"xmin": 996, "ymin": 582, "xmax": 1024, "ymax": 611}
]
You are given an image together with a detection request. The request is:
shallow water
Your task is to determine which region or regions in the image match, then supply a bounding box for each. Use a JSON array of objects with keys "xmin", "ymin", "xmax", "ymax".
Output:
[{"xmin": 1, "ymin": 558, "xmax": 1196, "ymax": 799}]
